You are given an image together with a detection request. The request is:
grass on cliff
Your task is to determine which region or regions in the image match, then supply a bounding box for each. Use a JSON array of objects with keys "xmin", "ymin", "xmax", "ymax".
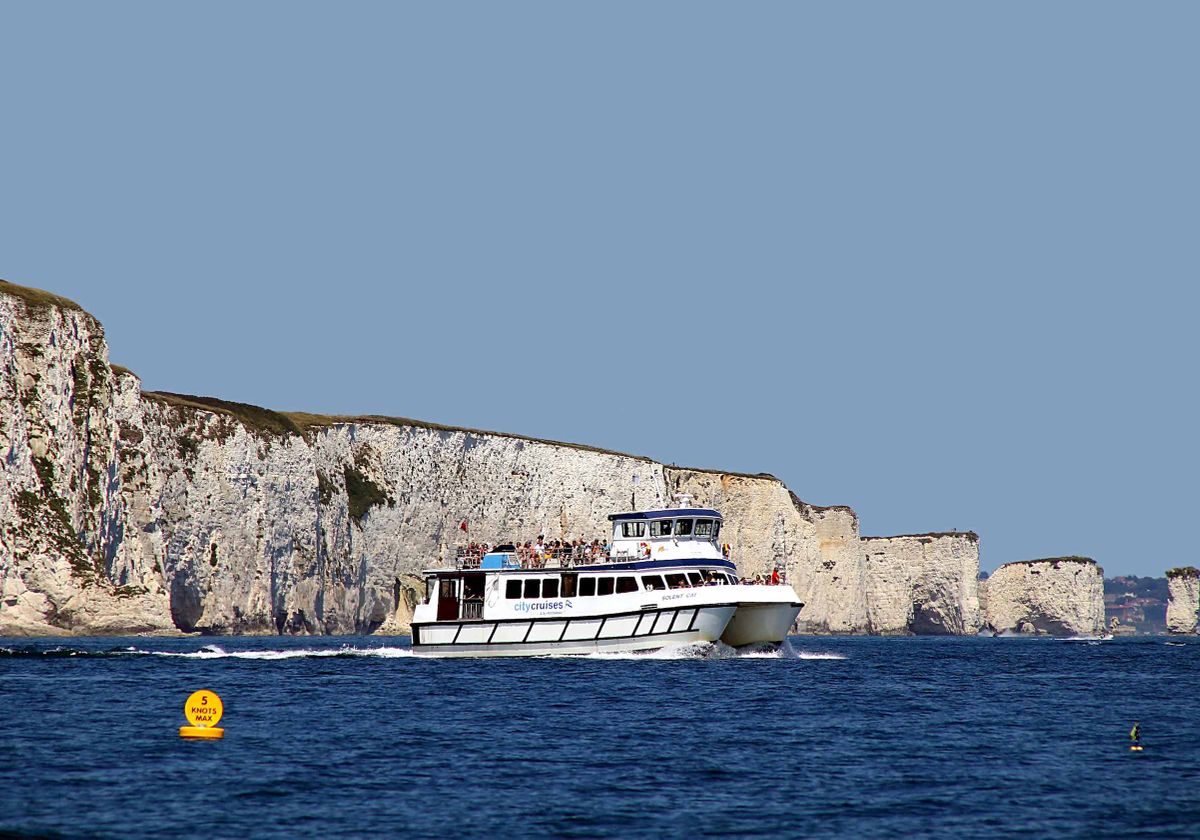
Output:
[
  {"xmin": 145, "ymin": 393, "xmax": 662, "ymax": 461},
  {"xmin": 0, "ymin": 279, "xmax": 85, "ymax": 313},
  {"xmin": 145, "ymin": 392, "xmax": 305, "ymax": 437},
  {"xmin": 861, "ymin": 531, "xmax": 981, "ymax": 543},
  {"xmin": 1001, "ymin": 556, "xmax": 1095, "ymax": 568},
  {"xmin": 344, "ymin": 466, "xmax": 393, "ymax": 522}
]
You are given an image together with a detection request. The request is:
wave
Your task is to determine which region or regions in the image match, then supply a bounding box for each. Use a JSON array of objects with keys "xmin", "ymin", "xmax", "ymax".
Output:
[
  {"xmin": 541, "ymin": 640, "xmax": 846, "ymax": 660},
  {"xmin": 0, "ymin": 643, "xmax": 414, "ymax": 660},
  {"xmin": 148, "ymin": 644, "xmax": 414, "ymax": 660},
  {"xmin": 1, "ymin": 641, "xmax": 845, "ymax": 661}
]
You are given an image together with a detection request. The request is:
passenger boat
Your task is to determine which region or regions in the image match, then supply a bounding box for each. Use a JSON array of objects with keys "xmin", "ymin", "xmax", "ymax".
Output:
[{"xmin": 411, "ymin": 497, "xmax": 803, "ymax": 657}]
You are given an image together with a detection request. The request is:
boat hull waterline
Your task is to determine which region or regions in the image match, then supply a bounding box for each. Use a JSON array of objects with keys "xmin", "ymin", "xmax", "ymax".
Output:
[{"xmin": 414, "ymin": 605, "xmax": 738, "ymax": 658}]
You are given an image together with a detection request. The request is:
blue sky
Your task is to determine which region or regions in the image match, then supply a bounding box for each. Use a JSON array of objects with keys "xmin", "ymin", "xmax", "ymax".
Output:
[{"xmin": 2, "ymin": 2, "xmax": 1196, "ymax": 575}]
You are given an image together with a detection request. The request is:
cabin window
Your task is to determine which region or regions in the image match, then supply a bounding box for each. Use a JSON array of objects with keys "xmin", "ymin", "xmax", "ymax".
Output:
[
  {"xmin": 523, "ymin": 579, "xmax": 541, "ymax": 599},
  {"xmin": 675, "ymin": 519, "xmax": 694, "ymax": 536},
  {"xmin": 598, "ymin": 577, "xmax": 615, "ymax": 596},
  {"xmin": 687, "ymin": 572, "xmax": 704, "ymax": 585},
  {"xmin": 425, "ymin": 577, "xmax": 436, "ymax": 603},
  {"xmin": 726, "ymin": 573, "xmax": 738, "ymax": 585},
  {"xmin": 642, "ymin": 575, "xmax": 666, "ymax": 591},
  {"xmin": 713, "ymin": 522, "xmax": 721, "ymax": 540},
  {"xmin": 505, "ymin": 580, "xmax": 521, "ymax": 599},
  {"xmin": 621, "ymin": 522, "xmax": 646, "ymax": 538},
  {"xmin": 616, "ymin": 576, "xmax": 638, "ymax": 594},
  {"xmin": 580, "ymin": 577, "xmax": 596, "ymax": 597},
  {"xmin": 562, "ymin": 573, "xmax": 577, "ymax": 598},
  {"xmin": 439, "ymin": 578, "xmax": 456, "ymax": 598},
  {"xmin": 543, "ymin": 578, "xmax": 560, "ymax": 598},
  {"xmin": 694, "ymin": 519, "xmax": 713, "ymax": 537},
  {"xmin": 649, "ymin": 520, "xmax": 672, "ymax": 537},
  {"xmin": 665, "ymin": 573, "xmax": 688, "ymax": 589}
]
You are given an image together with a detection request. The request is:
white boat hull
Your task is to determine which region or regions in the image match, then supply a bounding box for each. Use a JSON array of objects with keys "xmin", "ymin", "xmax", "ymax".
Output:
[
  {"xmin": 413, "ymin": 604, "xmax": 736, "ymax": 658},
  {"xmin": 720, "ymin": 600, "xmax": 803, "ymax": 647}
]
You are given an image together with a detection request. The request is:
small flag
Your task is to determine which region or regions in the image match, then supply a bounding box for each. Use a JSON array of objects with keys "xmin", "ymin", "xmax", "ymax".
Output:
[{"xmin": 459, "ymin": 520, "xmax": 468, "ymax": 532}]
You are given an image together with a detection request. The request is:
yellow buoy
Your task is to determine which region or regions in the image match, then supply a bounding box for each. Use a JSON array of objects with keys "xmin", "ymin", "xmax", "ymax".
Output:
[{"xmin": 179, "ymin": 689, "xmax": 224, "ymax": 739}]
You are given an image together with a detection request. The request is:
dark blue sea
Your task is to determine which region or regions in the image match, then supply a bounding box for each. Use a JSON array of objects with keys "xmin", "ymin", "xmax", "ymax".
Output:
[{"xmin": 2, "ymin": 636, "xmax": 1198, "ymax": 839}]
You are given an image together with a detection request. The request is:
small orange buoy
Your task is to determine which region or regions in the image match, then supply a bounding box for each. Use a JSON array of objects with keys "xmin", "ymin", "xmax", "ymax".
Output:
[{"xmin": 179, "ymin": 689, "xmax": 224, "ymax": 739}]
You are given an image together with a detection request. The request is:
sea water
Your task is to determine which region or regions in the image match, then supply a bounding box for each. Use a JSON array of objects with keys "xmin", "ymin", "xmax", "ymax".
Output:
[{"xmin": 1, "ymin": 636, "xmax": 1197, "ymax": 838}]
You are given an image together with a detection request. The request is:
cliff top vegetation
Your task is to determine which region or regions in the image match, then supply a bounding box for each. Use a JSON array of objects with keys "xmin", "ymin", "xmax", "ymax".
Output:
[
  {"xmin": 145, "ymin": 392, "xmax": 305, "ymax": 437},
  {"xmin": 1166, "ymin": 566, "xmax": 1200, "ymax": 579},
  {"xmin": 1000, "ymin": 556, "xmax": 1095, "ymax": 568},
  {"xmin": 0, "ymin": 279, "xmax": 85, "ymax": 313},
  {"xmin": 862, "ymin": 531, "xmax": 980, "ymax": 543}
]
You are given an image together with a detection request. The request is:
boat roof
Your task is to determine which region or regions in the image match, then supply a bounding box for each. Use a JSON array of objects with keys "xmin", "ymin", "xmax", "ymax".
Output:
[{"xmin": 608, "ymin": 508, "xmax": 721, "ymax": 522}]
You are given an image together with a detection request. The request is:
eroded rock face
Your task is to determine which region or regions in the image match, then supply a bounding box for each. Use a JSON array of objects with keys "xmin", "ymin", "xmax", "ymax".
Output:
[
  {"xmin": 861, "ymin": 534, "xmax": 981, "ymax": 634},
  {"xmin": 984, "ymin": 558, "xmax": 1105, "ymax": 636},
  {"xmin": 0, "ymin": 288, "xmax": 175, "ymax": 635},
  {"xmin": 1166, "ymin": 568, "xmax": 1199, "ymax": 634},
  {"xmin": 0, "ymin": 280, "xmax": 988, "ymax": 636}
]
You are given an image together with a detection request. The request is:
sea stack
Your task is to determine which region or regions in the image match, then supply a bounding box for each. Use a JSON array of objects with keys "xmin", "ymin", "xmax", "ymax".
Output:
[
  {"xmin": 984, "ymin": 557, "xmax": 1105, "ymax": 636},
  {"xmin": 1165, "ymin": 567, "xmax": 1200, "ymax": 634}
]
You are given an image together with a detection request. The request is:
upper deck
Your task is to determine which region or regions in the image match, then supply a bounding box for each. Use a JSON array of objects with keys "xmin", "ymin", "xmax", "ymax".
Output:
[{"xmin": 442, "ymin": 499, "xmax": 728, "ymax": 573}]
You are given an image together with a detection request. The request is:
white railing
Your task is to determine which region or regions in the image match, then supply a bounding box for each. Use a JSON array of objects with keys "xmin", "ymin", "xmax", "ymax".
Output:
[{"xmin": 450, "ymin": 542, "xmax": 736, "ymax": 571}]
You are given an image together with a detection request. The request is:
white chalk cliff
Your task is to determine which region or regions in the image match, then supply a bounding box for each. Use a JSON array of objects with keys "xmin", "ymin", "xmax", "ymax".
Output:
[
  {"xmin": 982, "ymin": 558, "xmax": 1105, "ymax": 636},
  {"xmin": 861, "ymin": 534, "xmax": 981, "ymax": 634},
  {"xmin": 1166, "ymin": 568, "xmax": 1199, "ymax": 634},
  {"xmin": 1, "ymin": 280, "xmax": 993, "ymax": 636}
]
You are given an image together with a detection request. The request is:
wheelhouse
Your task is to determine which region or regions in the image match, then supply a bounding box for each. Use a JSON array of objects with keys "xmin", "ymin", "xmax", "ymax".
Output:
[{"xmin": 608, "ymin": 506, "xmax": 723, "ymax": 559}]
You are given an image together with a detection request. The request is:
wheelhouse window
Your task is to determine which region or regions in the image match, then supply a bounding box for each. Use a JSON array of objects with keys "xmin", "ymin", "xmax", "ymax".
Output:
[
  {"xmin": 621, "ymin": 521, "xmax": 646, "ymax": 538},
  {"xmin": 616, "ymin": 576, "xmax": 638, "ymax": 594},
  {"xmin": 712, "ymin": 522, "xmax": 721, "ymax": 540},
  {"xmin": 543, "ymin": 578, "xmax": 560, "ymax": 598},
  {"xmin": 665, "ymin": 573, "xmax": 688, "ymax": 589},
  {"xmin": 642, "ymin": 574, "xmax": 666, "ymax": 591},
  {"xmin": 439, "ymin": 578, "xmax": 456, "ymax": 598},
  {"xmin": 687, "ymin": 572, "xmax": 704, "ymax": 585},
  {"xmin": 649, "ymin": 520, "xmax": 672, "ymax": 537},
  {"xmin": 675, "ymin": 519, "xmax": 694, "ymax": 537},
  {"xmin": 523, "ymin": 579, "xmax": 541, "ymax": 599},
  {"xmin": 598, "ymin": 577, "xmax": 615, "ymax": 596},
  {"xmin": 425, "ymin": 577, "xmax": 435, "ymax": 603},
  {"xmin": 694, "ymin": 519, "xmax": 713, "ymax": 537},
  {"xmin": 505, "ymin": 579, "xmax": 521, "ymax": 599},
  {"xmin": 580, "ymin": 577, "xmax": 596, "ymax": 597}
]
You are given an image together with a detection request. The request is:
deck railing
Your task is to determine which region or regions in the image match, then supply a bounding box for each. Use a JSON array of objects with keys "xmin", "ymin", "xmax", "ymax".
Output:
[
  {"xmin": 453, "ymin": 547, "xmax": 646, "ymax": 570},
  {"xmin": 445, "ymin": 544, "xmax": 789, "ymax": 583}
]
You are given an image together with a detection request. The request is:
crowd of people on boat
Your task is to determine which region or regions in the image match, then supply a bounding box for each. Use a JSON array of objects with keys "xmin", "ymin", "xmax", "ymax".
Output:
[
  {"xmin": 452, "ymin": 537, "xmax": 788, "ymax": 585},
  {"xmin": 455, "ymin": 537, "xmax": 609, "ymax": 568}
]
